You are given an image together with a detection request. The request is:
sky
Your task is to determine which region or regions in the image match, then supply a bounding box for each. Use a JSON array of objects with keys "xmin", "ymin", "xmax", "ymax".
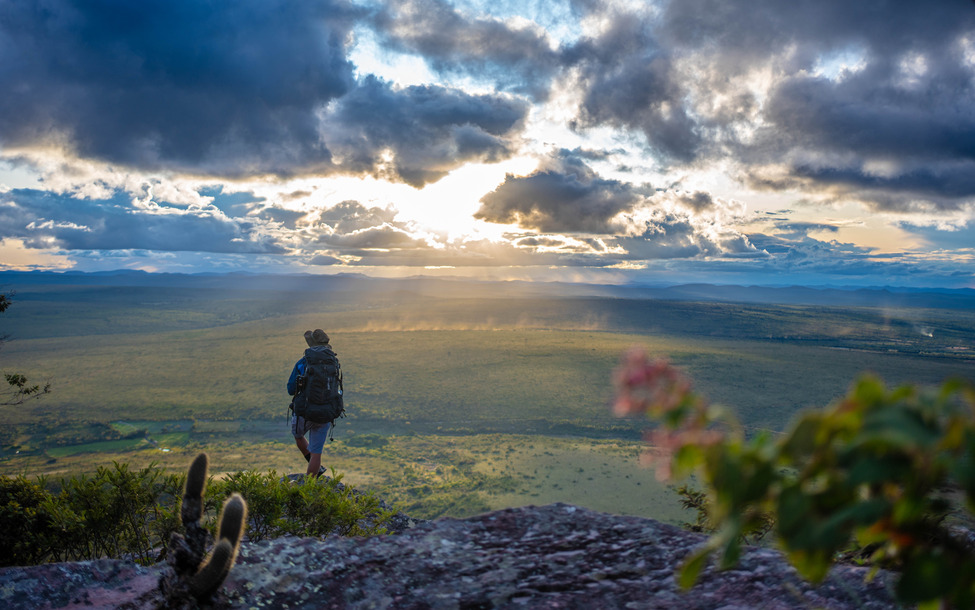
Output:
[{"xmin": 1, "ymin": 0, "xmax": 974, "ymax": 288}]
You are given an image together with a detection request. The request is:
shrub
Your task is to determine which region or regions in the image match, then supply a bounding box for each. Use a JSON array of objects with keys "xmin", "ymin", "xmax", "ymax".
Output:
[
  {"xmin": 210, "ymin": 469, "xmax": 393, "ymax": 540},
  {"xmin": 52, "ymin": 462, "xmax": 182, "ymax": 565},
  {"xmin": 212, "ymin": 470, "xmax": 288, "ymax": 542},
  {"xmin": 613, "ymin": 347, "xmax": 975, "ymax": 609},
  {"xmin": 0, "ymin": 476, "xmax": 63, "ymax": 566},
  {"xmin": 259, "ymin": 470, "xmax": 392, "ymax": 539},
  {"xmin": 0, "ymin": 463, "xmax": 394, "ymax": 567}
]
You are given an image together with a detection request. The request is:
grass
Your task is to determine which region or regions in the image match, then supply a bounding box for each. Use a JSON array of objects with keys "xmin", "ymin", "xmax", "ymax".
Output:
[
  {"xmin": 4, "ymin": 323, "xmax": 966, "ymax": 434},
  {"xmin": 2, "ymin": 429, "xmax": 685, "ymax": 523}
]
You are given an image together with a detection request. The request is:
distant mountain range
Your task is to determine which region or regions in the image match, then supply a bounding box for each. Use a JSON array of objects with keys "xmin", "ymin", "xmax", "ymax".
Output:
[
  {"xmin": 600, "ymin": 283, "xmax": 975, "ymax": 310},
  {"xmin": 2, "ymin": 269, "xmax": 973, "ymax": 311}
]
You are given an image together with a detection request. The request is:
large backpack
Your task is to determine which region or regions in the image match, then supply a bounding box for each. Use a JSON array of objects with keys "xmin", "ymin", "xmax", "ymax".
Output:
[{"xmin": 293, "ymin": 347, "xmax": 345, "ymax": 424}]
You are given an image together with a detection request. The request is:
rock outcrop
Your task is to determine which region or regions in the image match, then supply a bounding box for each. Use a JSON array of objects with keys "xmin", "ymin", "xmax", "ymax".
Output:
[{"xmin": 0, "ymin": 503, "xmax": 896, "ymax": 609}]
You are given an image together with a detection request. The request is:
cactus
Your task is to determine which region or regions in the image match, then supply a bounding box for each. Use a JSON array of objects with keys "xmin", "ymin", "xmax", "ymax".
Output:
[
  {"xmin": 181, "ymin": 452, "xmax": 208, "ymax": 526},
  {"xmin": 189, "ymin": 493, "xmax": 247, "ymax": 599},
  {"xmin": 161, "ymin": 452, "xmax": 248, "ymax": 605}
]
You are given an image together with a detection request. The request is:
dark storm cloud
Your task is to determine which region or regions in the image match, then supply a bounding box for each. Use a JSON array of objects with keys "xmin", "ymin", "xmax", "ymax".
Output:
[
  {"xmin": 310, "ymin": 200, "xmax": 428, "ymax": 250},
  {"xmin": 514, "ymin": 236, "xmax": 568, "ymax": 248},
  {"xmin": 373, "ymin": 0, "xmax": 702, "ymax": 160},
  {"xmin": 372, "ymin": 0, "xmax": 561, "ymax": 99},
  {"xmin": 773, "ymin": 222, "xmax": 840, "ymax": 238},
  {"xmin": 619, "ymin": 214, "xmax": 758, "ymax": 261},
  {"xmin": 315, "ymin": 200, "xmax": 398, "ymax": 233},
  {"xmin": 0, "ymin": 0, "xmax": 358, "ymax": 175},
  {"xmin": 258, "ymin": 207, "xmax": 306, "ymax": 231},
  {"xmin": 320, "ymin": 76, "xmax": 528, "ymax": 187},
  {"xmin": 560, "ymin": 146, "xmax": 626, "ymax": 162},
  {"xmin": 744, "ymin": 51, "xmax": 975, "ymax": 210},
  {"xmin": 0, "ymin": 0, "xmax": 527, "ymax": 185},
  {"xmin": 325, "ymin": 224, "xmax": 426, "ymax": 249},
  {"xmin": 199, "ymin": 185, "xmax": 308, "ymax": 233},
  {"xmin": 511, "ymin": 234, "xmax": 607, "ymax": 255},
  {"xmin": 746, "ymin": 232, "xmax": 871, "ymax": 263},
  {"xmin": 200, "ymin": 187, "xmax": 266, "ymax": 219},
  {"xmin": 309, "ymin": 254, "xmax": 344, "ymax": 266},
  {"xmin": 658, "ymin": 0, "xmax": 975, "ymax": 209},
  {"xmin": 375, "ymin": 0, "xmax": 975, "ymax": 208},
  {"xmin": 765, "ymin": 74, "xmax": 975, "ymax": 163},
  {"xmin": 658, "ymin": 0, "xmax": 973, "ymax": 59},
  {"xmin": 0, "ymin": 188, "xmax": 283, "ymax": 254},
  {"xmin": 283, "ymin": 190, "xmax": 313, "ymax": 201},
  {"xmin": 473, "ymin": 146, "xmax": 761, "ymax": 260},
  {"xmin": 373, "ymin": 1, "xmax": 704, "ymax": 159},
  {"xmin": 676, "ymin": 191, "xmax": 717, "ymax": 214},
  {"xmin": 596, "ymin": 0, "xmax": 975, "ymax": 178},
  {"xmin": 475, "ymin": 151, "xmax": 649, "ymax": 233},
  {"xmin": 898, "ymin": 220, "xmax": 975, "ymax": 251},
  {"xmin": 783, "ymin": 162, "xmax": 975, "ymax": 211},
  {"xmin": 564, "ymin": 20, "xmax": 702, "ymax": 162}
]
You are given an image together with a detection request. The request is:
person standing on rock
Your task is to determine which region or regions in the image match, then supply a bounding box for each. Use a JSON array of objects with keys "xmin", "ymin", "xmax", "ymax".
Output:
[{"xmin": 287, "ymin": 329, "xmax": 344, "ymax": 479}]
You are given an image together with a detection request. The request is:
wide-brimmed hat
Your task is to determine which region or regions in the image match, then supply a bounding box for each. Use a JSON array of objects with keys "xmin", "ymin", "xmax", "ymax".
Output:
[{"xmin": 304, "ymin": 329, "xmax": 330, "ymax": 347}]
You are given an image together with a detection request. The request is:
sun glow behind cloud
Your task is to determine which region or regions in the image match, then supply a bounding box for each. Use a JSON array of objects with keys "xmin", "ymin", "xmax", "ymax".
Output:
[{"xmin": 397, "ymin": 157, "xmax": 540, "ymax": 238}]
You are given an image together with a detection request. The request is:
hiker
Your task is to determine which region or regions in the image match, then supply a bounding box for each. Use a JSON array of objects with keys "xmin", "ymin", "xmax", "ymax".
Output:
[{"xmin": 287, "ymin": 328, "xmax": 343, "ymax": 478}]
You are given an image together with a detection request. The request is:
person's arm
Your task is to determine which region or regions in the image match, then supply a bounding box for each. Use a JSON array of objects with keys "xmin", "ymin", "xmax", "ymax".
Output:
[{"xmin": 287, "ymin": 360, "xmax": 304, "ymax": 395}]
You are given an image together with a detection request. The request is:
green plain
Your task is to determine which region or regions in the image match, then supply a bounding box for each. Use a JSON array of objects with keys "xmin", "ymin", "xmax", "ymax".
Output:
[{"xmin": 1, "ymin": 279, "xmax": 972, "ymax": 522}]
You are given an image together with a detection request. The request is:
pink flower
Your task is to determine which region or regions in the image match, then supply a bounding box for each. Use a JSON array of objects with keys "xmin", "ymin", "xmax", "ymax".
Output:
[
  {"xmin": 640, "ymin": 426, "xmax": 725, "ymax": 482},
  {"xmin": 612, "ymin": 346, "xmax": 726, "ymax": 480},
  {"xmin": 611, "ymin": 347, "xmax": 697, "ymax": 417}
]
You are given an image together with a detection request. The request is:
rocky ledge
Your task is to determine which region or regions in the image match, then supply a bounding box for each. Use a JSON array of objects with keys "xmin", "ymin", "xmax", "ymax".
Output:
[{"xmin": 0, "ymin": 503, "xmax": 896, "ymax": 609}]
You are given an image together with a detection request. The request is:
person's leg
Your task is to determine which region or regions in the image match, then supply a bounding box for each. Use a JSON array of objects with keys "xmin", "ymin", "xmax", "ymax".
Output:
[
  {"xmin": 292, "ymin": 414, "xmax": 313, "ymax": 462},
  {"xmin": 294, "ymin": 435, "xmax": 310, "ymax": 459},
  {"xmin": 305, "ymin": 423, "xmax": 331, "ymax": 478},
  {"xmin": 307, "ymin": 452, "xmax": 323, "ymax": 477}
]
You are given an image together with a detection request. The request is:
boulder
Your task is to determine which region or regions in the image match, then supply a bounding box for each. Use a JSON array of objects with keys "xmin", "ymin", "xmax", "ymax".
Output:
[{"xmin": 0, "ymin": 503, "xmax": 896, "ymax": 609}]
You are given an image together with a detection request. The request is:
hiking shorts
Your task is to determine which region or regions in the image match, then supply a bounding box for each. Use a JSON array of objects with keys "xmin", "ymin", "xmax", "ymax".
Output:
[{"xmin": 292, "ymin": 414, "xmax": 331, "ymax": 454}]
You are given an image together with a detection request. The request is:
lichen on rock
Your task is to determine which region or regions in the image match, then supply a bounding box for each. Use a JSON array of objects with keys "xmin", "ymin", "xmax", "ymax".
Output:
[{"xmin": 0, "ymin": 503, "xmax": 897, "ymax": 609}]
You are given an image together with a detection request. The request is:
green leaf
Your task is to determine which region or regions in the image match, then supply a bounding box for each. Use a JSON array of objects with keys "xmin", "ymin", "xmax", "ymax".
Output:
[
  {"xmin": 677, "ymin": 547, "xmax": 711, "ymax": 590},
  {"xmin": 949, "ymin": 435, "xmax": 975, "ymax": 501},
  {"xmin": 844, "ymin": 453, "xmax": 911, "ymax": 486},
  {"xmin": 856, "ymin": 407, "xmax": 940, "ymax": 449},
  {"xmin": 817, "ymin": 498, "xmax": 888, "ymax": 551},
  {"xmin": 776, "ymin": 484, "xmax": 811, "ymax": 540},
  {"xmin": 780, "ymin": 416, "xmax": 823, "ymax": 460},
  {"xmin": 786, "ymin": 548, "xmax": 832, "ymax": 584},
  {"xmin": 673, "ymin": 444, "xmax": 705, "ymax": 478},
  {"xmin": 895, "ymin": 553, "xmax": 953, "ymax": 603},
  {"xmin": 850, "ymin": 376, "xmax": 887, "ymax": 407},
  {"xmin": 718, "ymin": 531, "xmax": 742, "ymax": 569}
]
